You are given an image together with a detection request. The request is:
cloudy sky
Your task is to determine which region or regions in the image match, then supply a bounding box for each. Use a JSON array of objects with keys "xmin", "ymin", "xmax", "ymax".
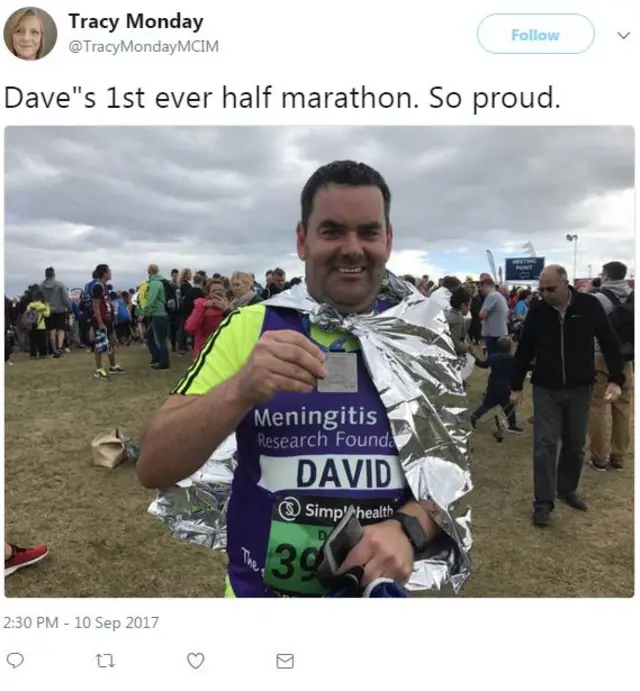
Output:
[{"xmin": 3, "ymin": 126, "xmax": 634, "ymax": 295}]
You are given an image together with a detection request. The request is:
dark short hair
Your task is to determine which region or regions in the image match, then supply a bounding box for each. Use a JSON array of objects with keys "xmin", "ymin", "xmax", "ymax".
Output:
[
  {"xmin": 33, "ymin": 290, "xmax": 44, "ymax": 302},
  {"xmin": 442, "ymin": 276, "xmax": 462, "ymax": 291},
  {"xmin": 591, "ymin": 277, "xmax": 602, "ymax": 288},
  {"xmin": 272, "ymin": 267, "xmax": 285, "ymax": 277},
  {"xmin": 480, "ymin": 276, "xmax": 495, "ymax": 287},
  {"xmin": 300, "ymin": 160, "xmax": 391, "ymax": 229},
  {"xmin": 45, "ymin": 267, "xmax": 55, "ymax": 279},
  {"xmin": 171, "ymin": 268, "xmax": 179, "ymax": 274},
  {"xmin": 602, "ymin": 261, "xmax": 627, "ymax": 281},
  {"xmin": 95, "ymin": 264, "xmax": 110, "ymax": 280},
  {"xmin": 498, "ymin": 336, "xmax": 513, "ymax": 353},
  {"xmin": 450, "ymin": 287, "xmax": 471, "ymax": 310}
]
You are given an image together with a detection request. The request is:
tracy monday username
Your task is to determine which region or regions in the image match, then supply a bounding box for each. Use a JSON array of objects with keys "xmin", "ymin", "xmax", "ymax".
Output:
[{"xmin": 68, "ymin": 12, "xmax": 204, "ymax": 34}]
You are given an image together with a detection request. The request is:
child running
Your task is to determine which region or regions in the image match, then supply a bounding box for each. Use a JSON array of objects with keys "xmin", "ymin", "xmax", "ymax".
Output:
[{"xmin": 470, "ymin": 336, "xmax": 524, "ymax": 433}]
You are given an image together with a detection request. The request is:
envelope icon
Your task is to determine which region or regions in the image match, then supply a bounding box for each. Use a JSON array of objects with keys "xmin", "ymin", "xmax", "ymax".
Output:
[{"xmin": 276, "ymin": 653, "xmax": 294, "ymax": 669}]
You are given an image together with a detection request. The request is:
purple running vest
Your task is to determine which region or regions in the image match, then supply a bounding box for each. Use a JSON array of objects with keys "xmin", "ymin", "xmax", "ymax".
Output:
[{"xmin": 225, "ymin": 307, "xmax": 409, "ymax": 597}]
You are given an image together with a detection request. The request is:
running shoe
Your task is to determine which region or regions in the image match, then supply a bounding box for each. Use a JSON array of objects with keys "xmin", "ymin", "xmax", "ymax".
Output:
[{"xmin": 5, "ymin": 544, "xmax": 49, "ymax": 577}]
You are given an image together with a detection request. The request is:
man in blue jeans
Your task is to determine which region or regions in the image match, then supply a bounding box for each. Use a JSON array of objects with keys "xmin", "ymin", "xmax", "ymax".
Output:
[
  {"xmin": 479, "ymin": 276, "xmax": 509, "ymax": 355},
  {"xmin": 144, "ymin": 264, "xmax": 170, "ymax": 370}
]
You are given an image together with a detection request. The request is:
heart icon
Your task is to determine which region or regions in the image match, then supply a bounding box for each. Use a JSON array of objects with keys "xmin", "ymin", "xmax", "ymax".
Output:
[{"xmin": 187, "ymin": 653, "xmax": 205, "ymax": 669}]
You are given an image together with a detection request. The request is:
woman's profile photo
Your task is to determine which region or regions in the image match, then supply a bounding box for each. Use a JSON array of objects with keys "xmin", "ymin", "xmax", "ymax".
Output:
[{"xmin": 4, "ymin": 7, "xmax": 57, "ymax": 60}]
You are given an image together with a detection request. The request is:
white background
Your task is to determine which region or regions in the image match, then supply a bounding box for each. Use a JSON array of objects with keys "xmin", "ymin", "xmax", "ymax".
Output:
[{"xmin": 1, "ymin": 0, "xmax": 638, "ymax": 688}]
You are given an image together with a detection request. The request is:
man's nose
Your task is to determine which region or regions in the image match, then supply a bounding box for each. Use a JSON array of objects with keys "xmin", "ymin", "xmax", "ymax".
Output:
[{"xmin": 341, "ymin": 230, "xmax": 364, "ymax": 255}]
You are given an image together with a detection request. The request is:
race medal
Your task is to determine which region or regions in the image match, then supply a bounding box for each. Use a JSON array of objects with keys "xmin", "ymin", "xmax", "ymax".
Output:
[{"xmin": 317, "ymin": 352, "xmax": 358, "ymax": 393}]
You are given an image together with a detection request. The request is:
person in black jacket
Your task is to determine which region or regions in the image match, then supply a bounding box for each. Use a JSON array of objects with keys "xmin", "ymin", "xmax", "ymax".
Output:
[
  {"xmin": 469, "ymin": 285, "xmax": 484, "ymax": 345},
  {"xmin": 5, "ymin": 295, "xmax": 16, "ymax": 364},
  {"xmin": 471, "ymin": 336, "xmax": 522, "ymax": 432},
  {"xmin": 510, "ymin": 265, "xmax": 624, "ymax": 526},
  {"xmin": 179, "ymin": 272, "xmax": 205, "ymax": 352}
]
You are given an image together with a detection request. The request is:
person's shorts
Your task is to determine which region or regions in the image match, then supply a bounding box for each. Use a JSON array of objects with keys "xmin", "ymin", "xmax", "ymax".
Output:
[
  {"xmin": 45, "ymin": 312, "xmax": 66, "ymax": 331},
  {"xmin": 91, "ymin": 319, "xmax": 114, "ymax": 338}
]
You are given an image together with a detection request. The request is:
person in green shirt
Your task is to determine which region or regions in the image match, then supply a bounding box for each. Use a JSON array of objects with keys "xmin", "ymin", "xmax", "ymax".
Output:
[
  {"xmin": 144, "ymin": 264, "xmax": 170, "ymax": 370},
  {"xmin": 26, "ymin": 290, "xmax": 50, "ymax": 358}
]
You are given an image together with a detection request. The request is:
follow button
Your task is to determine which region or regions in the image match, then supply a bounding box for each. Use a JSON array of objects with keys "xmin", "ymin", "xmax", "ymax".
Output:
[{"xmin": 478, "ymin": 14, "xmax": 595, "ymax": 54}]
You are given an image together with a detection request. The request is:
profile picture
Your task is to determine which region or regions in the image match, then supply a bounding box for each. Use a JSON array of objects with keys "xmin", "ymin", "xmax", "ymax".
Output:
[{"xmin": 4, "ymin": 7, "xmax": 57, "ymax": 60}]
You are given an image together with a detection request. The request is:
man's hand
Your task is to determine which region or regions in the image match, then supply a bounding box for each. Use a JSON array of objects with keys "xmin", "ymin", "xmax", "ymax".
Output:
[
  {"xmin": 509, "ymin": 390, "xmax": 523, "ymax": 406},
  {"xmin": 604, "ymin": 382, "xmax": 622, "ymax": 402},
  {"xmin": 338, "ymin": 520, "xmax": 413, "ymax": 586},
  {"xmin": 234, "ymin": 330, "xmax": 326, "ymax": 405}
]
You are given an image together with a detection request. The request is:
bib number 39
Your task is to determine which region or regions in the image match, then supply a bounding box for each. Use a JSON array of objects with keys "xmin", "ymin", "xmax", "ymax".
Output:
[
  {"xmin": 264, "ymin": 522, "xmax": 328, "ymax": 596},
  {"xmin": 270, "ymin": 543, "xmax": 321, "ymax": 581}
]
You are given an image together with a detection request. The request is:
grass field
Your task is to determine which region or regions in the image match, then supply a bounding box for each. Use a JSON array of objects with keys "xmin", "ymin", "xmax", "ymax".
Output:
[{"xmin": 4, "ymin": 345, "xmax": 634, "ymax": 597}]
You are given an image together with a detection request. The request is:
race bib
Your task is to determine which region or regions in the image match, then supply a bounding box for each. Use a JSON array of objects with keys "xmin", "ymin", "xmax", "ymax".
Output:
[{"xmin": 263, "ymin": 494, "xmax": 398, "ymax": 596}]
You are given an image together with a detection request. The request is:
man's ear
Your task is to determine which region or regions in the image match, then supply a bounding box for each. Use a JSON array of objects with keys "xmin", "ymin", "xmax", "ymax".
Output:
[
  {"xmin": 385, "ymin": 223, "xmax": 394, "ymax": 260},
  {"xmin": 296, "ymin": 222, "xmax": 306, "ymax": 261}
]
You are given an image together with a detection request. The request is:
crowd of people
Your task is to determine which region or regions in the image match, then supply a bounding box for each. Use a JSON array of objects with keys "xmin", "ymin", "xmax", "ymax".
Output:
[
  {"xmin": 1, "ymin": 264, "xmax": 574, "ymax": 372},
  {"xmin": 5, "ymin": 160, "xmax": 634, "ymax": 592},
  {"xmin": 4, "ymin": 265, "xmax": 302, "ymax": 377}
]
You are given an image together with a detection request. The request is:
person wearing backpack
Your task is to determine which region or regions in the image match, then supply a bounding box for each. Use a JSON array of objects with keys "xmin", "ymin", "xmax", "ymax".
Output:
[
  {"xmin": 85, "ymin": 264, "xmax": 126, "ymax": 379},
  {"xmin": 143, "ymin": 264, "xmax": 171, "ymax": 370},
  {"xmin": 25, "ymin": 290, "xmax": 50, "ymax": 358},
  {"xmin": 589, "ymin": 261, "xmax": 634, "ymax": 471},
  {"xmin": 39, "ymin": 267, "xmax": 72, "ymax": 358}
]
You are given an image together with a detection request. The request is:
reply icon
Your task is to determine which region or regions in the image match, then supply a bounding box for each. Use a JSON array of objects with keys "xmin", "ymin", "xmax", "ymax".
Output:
[{"xmin": 6, "ymin": 652, "xmax": 24, "ymax": 668}]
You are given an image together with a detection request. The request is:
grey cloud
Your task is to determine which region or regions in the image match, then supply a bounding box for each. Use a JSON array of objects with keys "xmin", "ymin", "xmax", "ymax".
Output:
[{"xmin": 3, "ymin": 126, "xmax": 634, "ymax": 295}]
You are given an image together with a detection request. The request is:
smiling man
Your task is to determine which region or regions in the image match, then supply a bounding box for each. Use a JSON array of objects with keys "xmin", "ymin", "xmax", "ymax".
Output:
[{"xmin": 138, "ymin": 160, "xmax": 441, "ymax": 597}]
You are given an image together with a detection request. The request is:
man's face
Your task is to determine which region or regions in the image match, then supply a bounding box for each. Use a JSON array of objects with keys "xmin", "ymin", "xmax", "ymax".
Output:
[
  {"xmin": 296, "ymin": 184, "xmax": 392, "ymax": 313},
  {"xmin": 272, "ymin": 272, "xmax": 286, "ymax": 290},
  {"xmin": 171, "ymin": 271, "xmax": 178, "ymax": 282},
  {"xmin": 538, "ymin": 272, "xmax": 569, "ymax": 307}
]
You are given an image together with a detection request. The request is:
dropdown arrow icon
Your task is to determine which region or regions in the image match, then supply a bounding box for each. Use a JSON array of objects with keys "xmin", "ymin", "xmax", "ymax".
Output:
[{"xmin": 617, "ymin": 31, "xmax": 630, "ymax": 39}]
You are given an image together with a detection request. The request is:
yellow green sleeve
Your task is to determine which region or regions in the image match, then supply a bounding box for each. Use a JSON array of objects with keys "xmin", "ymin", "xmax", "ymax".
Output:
[{"xmin": 171, "ymin": 305, "xmax": 266, "ymax": 395}]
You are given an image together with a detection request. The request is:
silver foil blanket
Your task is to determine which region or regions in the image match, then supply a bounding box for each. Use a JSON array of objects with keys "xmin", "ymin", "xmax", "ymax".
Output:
[{"xmin": 149, "ymin": 272, "xmax": 472, "ymax": 593}]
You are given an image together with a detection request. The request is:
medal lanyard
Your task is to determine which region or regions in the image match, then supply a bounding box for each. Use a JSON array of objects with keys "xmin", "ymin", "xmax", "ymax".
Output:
[{"xmin": 301, "ymin": 299, "xmax": 381, "ymax": 353}]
